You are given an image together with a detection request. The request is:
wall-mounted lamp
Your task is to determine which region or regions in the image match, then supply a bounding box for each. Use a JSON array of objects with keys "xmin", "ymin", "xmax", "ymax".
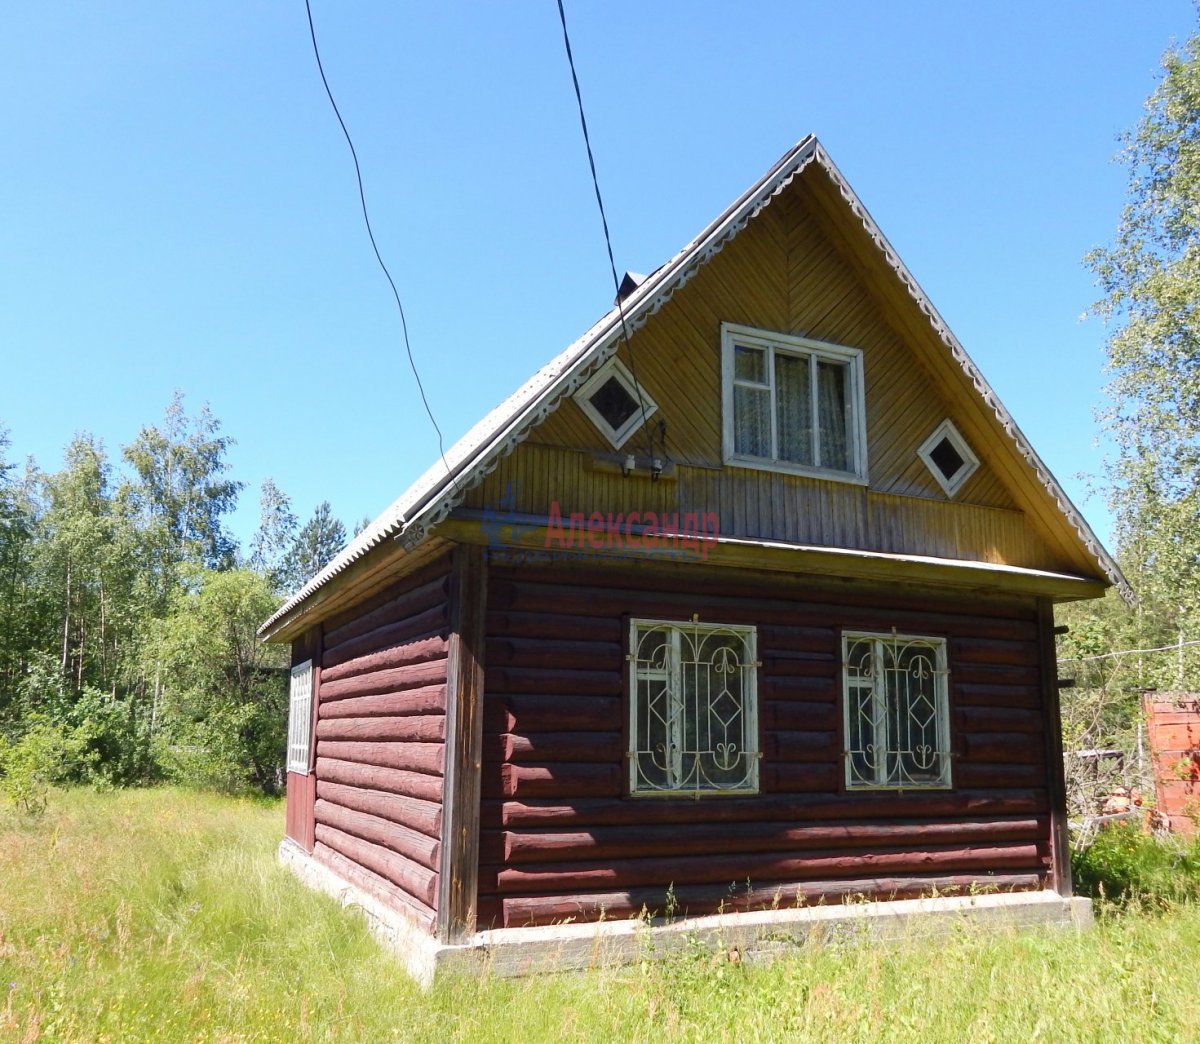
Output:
[
  {"xmin": 622, "ymin": 453, "xmax": 636, "ymax": 477},
  {"xmin": 651, "ymin": 458, "xmax": 664, "ymax": 481}
]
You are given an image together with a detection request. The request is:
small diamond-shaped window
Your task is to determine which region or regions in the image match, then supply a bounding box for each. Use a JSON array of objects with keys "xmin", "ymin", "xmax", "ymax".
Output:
[
  {"xmin": 574, "ymin": 357, "xmax": 657, "ymax": 449},
  {"xmin": 918, "ymin": 419, "xmax": 979, "ymax": 498}
]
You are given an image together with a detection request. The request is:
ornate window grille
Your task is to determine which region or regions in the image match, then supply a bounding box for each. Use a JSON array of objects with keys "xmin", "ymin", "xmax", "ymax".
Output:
[
  {"xmin": 843, "ymin": 632, "xmax": 950, "ymax": 789},
  {"xmin": 287, "ymin": 660, "xmax": 313, "ymax": 775},
  {"xmin": 629, "ymin": 619, "xmax": 759, "ymax": 796}
]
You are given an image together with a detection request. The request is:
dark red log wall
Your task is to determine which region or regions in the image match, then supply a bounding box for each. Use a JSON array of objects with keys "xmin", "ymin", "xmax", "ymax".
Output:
[
  {"xmin": 478, "ymin": 562, "xmax": 1055, "ymax": 928},
  {"xmin": 307, "ymin": 555, "xmax": 453, "ymax": 930}
]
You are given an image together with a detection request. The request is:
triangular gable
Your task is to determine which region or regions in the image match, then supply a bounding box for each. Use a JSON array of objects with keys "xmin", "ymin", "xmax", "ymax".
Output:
[{"xmin": 261, "ymin": 136, "xmax": 1128, "ymax": 638}]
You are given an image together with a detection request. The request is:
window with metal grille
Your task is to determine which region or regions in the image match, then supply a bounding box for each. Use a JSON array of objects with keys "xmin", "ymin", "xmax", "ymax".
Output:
[
  {"xmin": 287, "ymin": 660, "xmax": 313, "ymax": 775},
  {"xmin": 843, "ymin": 632, "xmax": 950, "ymax": 789},
  {"xmin": 629, "ymin": 619, "xmax": 759, "ymax": 796}
]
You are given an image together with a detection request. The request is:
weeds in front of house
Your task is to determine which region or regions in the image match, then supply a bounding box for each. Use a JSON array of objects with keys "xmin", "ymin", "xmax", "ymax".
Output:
[
  {"xmin": 3, "ymin": 789, "xmax": 1200, "ymax": 1042},
  {"xmin": 1072, "ymin": 820, "xmax": 1200, "ymax": 911}
]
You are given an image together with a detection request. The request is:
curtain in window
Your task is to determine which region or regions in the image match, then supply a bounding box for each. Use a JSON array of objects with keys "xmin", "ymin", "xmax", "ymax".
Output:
[
  {"xmin": 817, "ymin": 360, "xmax": 849, "ymax": 471},
  {"xmin": 774, "ymin": 352, "xmax": 812, "ymax": 465}
]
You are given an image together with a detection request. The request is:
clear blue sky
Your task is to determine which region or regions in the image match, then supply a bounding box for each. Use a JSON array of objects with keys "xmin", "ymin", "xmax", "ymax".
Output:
[{"xmin": 3, "ymin": 2, "xmax": 1195, "ymax": 552}]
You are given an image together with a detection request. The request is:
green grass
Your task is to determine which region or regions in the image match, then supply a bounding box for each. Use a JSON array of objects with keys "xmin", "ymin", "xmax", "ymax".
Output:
[{"xmin": 1, "ymin": 789, "xmax": 1197, "ymax": 1043}]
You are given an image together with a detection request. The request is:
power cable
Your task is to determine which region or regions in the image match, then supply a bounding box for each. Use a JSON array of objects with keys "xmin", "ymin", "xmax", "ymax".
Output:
[
  {"xmin": 303, "ymin": 1, "xmax": 456, "ymax": 489},
  {"xmin": 555, "ymin": 0, "xmax": 657, "ymax": 466}
]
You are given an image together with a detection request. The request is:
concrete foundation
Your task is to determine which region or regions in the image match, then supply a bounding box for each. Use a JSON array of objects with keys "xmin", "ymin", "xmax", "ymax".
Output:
[{"xmin": 279, "ymin": 839, "xmax": 1093, "ymax": 988}]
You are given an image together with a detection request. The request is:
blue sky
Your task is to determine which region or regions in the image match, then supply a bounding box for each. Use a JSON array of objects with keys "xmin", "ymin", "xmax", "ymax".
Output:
[{"xmin": 2, "ymin": 2, "xmax": 1195, "ymax": 551}]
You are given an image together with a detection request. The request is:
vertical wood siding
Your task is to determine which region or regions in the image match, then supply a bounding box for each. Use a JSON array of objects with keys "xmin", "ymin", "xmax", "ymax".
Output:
[
  {"xmin": 477, "ymin": 562, "xmax": 1053, "ymax": 929},
  {"xmin": 309, "ymin": 554, "xmax": 453, "ymax": 930}
]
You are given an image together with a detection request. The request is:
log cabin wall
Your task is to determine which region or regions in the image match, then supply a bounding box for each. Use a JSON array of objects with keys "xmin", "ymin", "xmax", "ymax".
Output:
[
  {"xmin": 308, "ymin": 553, "xmax": 453, "ymax": 932},
  {"xmin": 478, "ymin": 560, "xmax": 1056, "ymax": 929}
]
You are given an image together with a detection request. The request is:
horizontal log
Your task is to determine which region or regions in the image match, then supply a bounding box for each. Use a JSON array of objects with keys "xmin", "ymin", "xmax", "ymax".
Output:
[
  {"xmin": 323, "ymin": 572, "xmax": 450, "ymax": 651},
  {"xmin": 321, "ymin": 606, "xmax": 449, "ymax": 670},
  {"xmin": 321, "ymin": 554, "xmax": 451, "ymax": 634},
  {"xmin": 313, "ymin": 842, "xmax": 435, "ymax": 930},
  {"xmin": 957, "ymin": 706, "xmax": 1044, "ymax": 734},
  {"xmin": 487, "ymin": 666, "xmax": 620, "ymax": 697},
  {"xmin": 763, "ymin": 699, "xmax": 838, "ymax": 731},
  {"xmin": 320, "ymin": 635, "xmax": 450, "ymax": 684},
  {"xmin": 319, "ymin": 659, "xmax": 448, "ymax": 702},
  {"xmin": 316, "ymin": 757, "xmax": 444, "ymax": 803},
  {"xmin": 765, "ymin": 730, "xmax": 837, "ymax": 760},
  {"xmin": 761, "ymin": 656, "xmax": 837, "ymax": 678},
  {"xmin": 488, "ymin": 842, "xmax": 1045, "ymax": 894},
  {"xmin": 485, "ymin": 636, "xmax": 622, "ymax": 672},
  {"xmin": 492, "ymin": 816, "xmax": 1048, "ymax": 865},
  {"xmin": 757, "ymin": 624, "xmax": 837, "ymax": 654},
  {"xmin": 952, "ymin": 682, "xmax": 1039, "ymax": 709},
  {"xmin": 962, "ymin": 732, "xmax": 1046, "ymax": 765},
  {"xmin": 486, "ymin": 762, "xmax": 623, "ymax": 799},
  {"xmin": 763, "ymin": 762, "xmax": 840, "ymax": 792},
  {"xmin": 956, "ymin": 762, "xmax": 1046, "ymax": 788},
  {"xmin": 494, "ymin": 789, "xmax": 1049, "ymax": 828},
  {"xmin": 316, "ymin": 780, "xmax": 441, "ymax": 837},
  {"xmin": 488, "ymin": 572, "xmax": 1037, "ymax": 633},
  {"xmin": 499, "ymin": 872, "xmax": 1045, "ymax": 927},
  {"xmin": 318, "ymin": 739, "xmax": 445, "ymax": 775},
  {"xmin": 318, "ymin": 685, "xmax": 446, "ymax": 720},
  {"xmin": 487, "ymin": 731, "xmax": 625, "ymax": 764},
  {"xmin": 486, "ymin": 610, "xmax": 623, "ymax": 643},
  {"xmin": 315, "ymin": 799, "xmax": 440, "ymax": 871},
  {"xmin": 951, "ymin": 636, "xmax": 1038, "ymax": 667},
  {"xmin": 760, "ymin": 676, "xmax": 837, "ymax": 699},
  {"xmin": 483, "ymin": 694, "xmax": 620, "ymax": 733},
  {"xmin": 952, "ymin": 664, "xmax": 1040, "ymax": 687},
  {"xmin": 317, "ymin": 716, "xmax": 446, "ymax": 745},
  {"xmin": 315, "ymin": 823, "xmax": 438, "ymax": 907}
]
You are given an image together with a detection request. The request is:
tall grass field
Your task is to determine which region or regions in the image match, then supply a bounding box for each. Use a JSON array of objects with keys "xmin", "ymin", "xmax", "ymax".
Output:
[{"xmin": 1, "ymin": 789, "xmax": 1196, "ymax": 1042}]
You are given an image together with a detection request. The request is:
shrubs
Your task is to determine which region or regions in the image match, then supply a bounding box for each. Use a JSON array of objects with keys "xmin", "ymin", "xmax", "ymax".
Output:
[
  {"xmin": 1072, "ymin": 822, "xmax": 1200, "ymax": 909},
  {"xmin": 0, "ymin": 721, "xmax": 88, "ymax": 814}
]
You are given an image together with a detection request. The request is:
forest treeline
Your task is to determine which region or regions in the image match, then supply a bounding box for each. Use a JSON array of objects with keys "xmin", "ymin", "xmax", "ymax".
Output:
[{"xmin": 0, "ymin": 391, "xmax": 356, "ymax": 800}]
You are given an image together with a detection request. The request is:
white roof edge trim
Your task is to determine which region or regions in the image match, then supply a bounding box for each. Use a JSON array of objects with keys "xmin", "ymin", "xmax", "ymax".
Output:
[
  {"xmin": 261, "ymin": 133, "xmax": 1127, "ymax": 638},
  {"xmin": 713, "ymin": 533, "xmax": 1103, "ymax": 585}
]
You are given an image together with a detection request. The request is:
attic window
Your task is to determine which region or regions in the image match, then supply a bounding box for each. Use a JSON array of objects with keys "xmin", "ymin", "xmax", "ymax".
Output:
[
  {"xmin": 574, "ymin": 357, "xmax": 657, "ymax": 449},
  {"xmin": 918, "ymin": 420, "xmax": 979, "ymax": 497}
]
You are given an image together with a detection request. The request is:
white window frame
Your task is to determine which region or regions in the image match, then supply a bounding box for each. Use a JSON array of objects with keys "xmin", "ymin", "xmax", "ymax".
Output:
[
  {"xmin": 721, "ymin": 323, "xmax": 868, "ymax": 484},
  {"xmin": 917, "ymin": 418, "xmax": 980, "ymax": 498},
  {"xmin": 628, "ymin": 618, "xmax": 759, "ymax": 797},
  {"xmin": 842, "ymin": 631, "xmax": 951, "ymax": 791},
  {"xmin": 287, "ymin": 659, "xmax": 314, "ymax": 775},
  {"xmin": 574, "ymin": 356, "xmax": 658, "ymax": 450}
]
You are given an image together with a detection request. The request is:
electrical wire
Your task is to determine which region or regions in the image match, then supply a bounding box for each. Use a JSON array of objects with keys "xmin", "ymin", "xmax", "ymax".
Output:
[
  {"xmin": 1058, "ymin": 638, "xmax": 1200, "ymax": 664},
  {"xmin": 555, "ymin": 0, "xmax": 657, "ymax": 465},
  {"xmin": 304, "ymin": 0, "xmax": 456, "ymax": 489}
]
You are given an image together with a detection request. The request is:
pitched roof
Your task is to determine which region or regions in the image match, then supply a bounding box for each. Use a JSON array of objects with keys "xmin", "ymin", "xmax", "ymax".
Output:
[{"xmin": 260, "ymin": 135, "xmax": 1129, "ymax": 638}]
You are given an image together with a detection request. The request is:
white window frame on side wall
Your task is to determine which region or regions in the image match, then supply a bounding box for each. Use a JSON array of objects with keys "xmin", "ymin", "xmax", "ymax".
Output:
[
  {"xmin": 628, "ymin": 618, "xmax": 760, "ymax": 797},
  {"xmin": 721, "ymin": 323, "xmax": 868, "ymax": 484},
  {"xmin": 287, "ymin": 659, "xmax": 314, "ymax": 776},
  {"xmin": 842, "ymin": 631, "xmax": 951, "ymax": 791}
]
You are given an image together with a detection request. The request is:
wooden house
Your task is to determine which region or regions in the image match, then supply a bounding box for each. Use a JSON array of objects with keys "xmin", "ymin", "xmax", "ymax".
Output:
[{"xmin": 263, "ymin": 137, "xmax": 1127, "ymax": 974}]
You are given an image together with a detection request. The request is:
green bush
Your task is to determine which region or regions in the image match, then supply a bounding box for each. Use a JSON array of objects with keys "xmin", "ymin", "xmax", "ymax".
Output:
[
  {"xmin": 0, "ymin": 721, "xmax": 89, "ymax": 815},
  {"xmin": 1072, "ymin": 822, "xmax": 1200, "ymax": 910}
]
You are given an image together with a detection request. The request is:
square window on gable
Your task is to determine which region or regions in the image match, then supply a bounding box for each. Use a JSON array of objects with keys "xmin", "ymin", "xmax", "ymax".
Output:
[
  {"xmin": 574, "ymin": 356, "xmax": 658, "ymax": 449},
  {"xmin": 721, "ymin": 324, "xmax": 867, "ymax": 483},
  {"xmin": 918, "ymin": 419, "xmax": 979, "ymax": 498}
]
